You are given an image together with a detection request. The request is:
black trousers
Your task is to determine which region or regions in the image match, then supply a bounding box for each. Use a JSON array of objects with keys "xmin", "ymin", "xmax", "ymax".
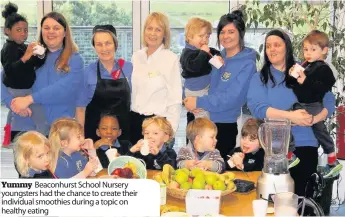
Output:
[
  {"xmin": 129, "ymin": 111, "xmax": 154, "ymax": 145},
  {"xmin": 11, "ymin": 131, "xmax": 24, "ymax": 142},
  {"xmin": 289, "ymin": 146, "xmax": 318, "ymax": 196},
  {"xmin": 187, "ymin": 112, "xmax": 238, "ymax": 167},
  {"xmin": 290, "ymin": 102, "xmax": 334, "ymax": 154},
  {"xmin": 216, "ymin": 122, "xmax": 238, "ymax": 168}
]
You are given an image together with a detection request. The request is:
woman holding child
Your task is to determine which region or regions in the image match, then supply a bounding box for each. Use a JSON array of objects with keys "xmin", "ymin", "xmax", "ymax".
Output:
[
  {"xmin": 184, "ymin": 10, "xmax": 257, "ymax": 165},
  {"xmin": 76, "ymin": 25, "xmax": 132, "ymax": 142},
  {"xmin": 130, "ymin": 12, "xmax": 182, "ymax": 145},
  {"xmin": 2, "ymin": 12, "xmax": 84, "ymax": 139},
  {"xmin": 247, "ymin": 29, "xmax": 335, "ymax": 196}
]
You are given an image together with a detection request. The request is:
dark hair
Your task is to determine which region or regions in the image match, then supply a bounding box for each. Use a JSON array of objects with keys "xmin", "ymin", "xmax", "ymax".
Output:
[
  {"xmin": 260, "ymin": 29, "xmax": 296, "ymax": 88},
  {"xmin": 98, "ymin": 113, "xmax": 120, "ymax": 129},
  {"xmin": 2, "ymin": 2, "xmax": 27, "ymax": 35},
  {"xmin": 217, "ymin": 10, "xmax": 245, "ymax": 49},
  {"xmin": 241, "ymin": 118, "xmax": 264, "ymax": 140}
]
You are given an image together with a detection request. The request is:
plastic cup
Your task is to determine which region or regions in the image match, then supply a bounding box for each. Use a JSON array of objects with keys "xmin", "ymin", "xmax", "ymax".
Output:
[
  {"xmin": 253, "ymin": 199, "xmax": 268, "ymax": 216},
  {"xmin": 290, "ymin": 64, "xmax": 304, "ymax": 78},
  {"xmin": 160, "ymin": 183, "xmax": 167, "ymax": 205},
  {"xmin": 140, "ymin": 139, "xmax": 150, "ymax": 156},
  {"xmin": 105, "ymin": 148, "xmax": 118, "ymax": 162},
  {"xmin": 209, "ymin": 55, "xmax": 223, "ymax": 69},
  {"xmin": 94, "ymin": 158, "xmax": 103, "ymax": 174}
]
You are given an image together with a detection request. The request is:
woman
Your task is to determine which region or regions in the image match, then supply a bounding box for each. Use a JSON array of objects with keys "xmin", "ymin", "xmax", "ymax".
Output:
[
  {"xmin": 184, "ymin": 10, "xmax": 256, "ymax": 164},
  {"xmin": 76, "ymin": 25, "xmax": 132, "ymax": 141},
  {"xmin": 247, "ymin": 29, "xmax": 335, "ymax": 196},
  {"xmin": 130, "ymin": 12, "xmax": 182, "ymax": 145},
  {"xmin": 2, "ymin": 12, "xmax": 84, "ymax": 140}
]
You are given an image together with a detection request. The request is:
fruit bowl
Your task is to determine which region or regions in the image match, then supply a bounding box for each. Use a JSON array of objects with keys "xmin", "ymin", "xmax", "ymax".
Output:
[
  {"xmin": 108, "ymin": 156, "xmax": 147, "ymax": 179},
  {"xmin": 154, "ymin": 170, "xmax": 237, "ymax": 200}
]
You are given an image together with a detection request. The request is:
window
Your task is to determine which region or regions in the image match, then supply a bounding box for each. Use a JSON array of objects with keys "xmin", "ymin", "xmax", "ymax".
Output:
[
  {"xmin": 0, "ymin": 1, "xmax": 39, "ymax": 52},
  {"xmin": 150, "ymin": 1, "xmax": 229, "ymax": 56},
  {"xmin": 53, "ymin": 0, "xmax": 133, "ymax": 66}
]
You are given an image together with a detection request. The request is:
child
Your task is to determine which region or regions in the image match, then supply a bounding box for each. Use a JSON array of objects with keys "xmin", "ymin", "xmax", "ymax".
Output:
[
  {"xmin": 94, "ymin": 113, "xmax": 131, "ymax": 168},
  {"xmin": 49, "ymin": 118, "xmax": 99, "ymax": 178},
  {"xmin": 14, "ymin": 131, "xmax": 56, "ymax": 178},
  {"xmin": 177, "ymin": 118, "xmax": 225, "ymax": 173},
  {"xmin": 1, "ymin": 2, "xmax": 48, "ymax": 147},
  {"xmin": 228, "ymin": 118, "xmax": 264, "ymax": 172},
  {"xmin": 128, "ymin": 116, "xmax": 177, "ymax": 170},
  {"xmin": 180, "ymin": 17, "xmax": 222, "ymax": 119},
  {"xmin": 289, "ymin": 30, "xmax": 342, "ymax": 177}
]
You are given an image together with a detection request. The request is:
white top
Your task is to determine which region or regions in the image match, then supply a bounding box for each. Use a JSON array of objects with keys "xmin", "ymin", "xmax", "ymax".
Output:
[{"xmin": 131, "ymin": 44, "xmax": 182, "ymax": 133}]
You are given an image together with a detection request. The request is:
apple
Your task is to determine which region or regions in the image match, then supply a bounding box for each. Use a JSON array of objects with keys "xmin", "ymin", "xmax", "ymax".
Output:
[
  {"xmin": 168, "ymin": 181, "xmax": 180, "ymax": 189},
  {"xmin": 120, "ymin": 168, "xmax": 133, "ymax": 178},
  {"xmin": 213, "ymin": 180, "xmax": 226, "ymax": 191},
  {"xmin": 192, "ymin": 177, "xmax": 206, "ymax": 189},
  {"xmin": 190, "ymin": 168, "xmax": 203, "ymax": 178},
  {"xmin": 175, "ymin": 171, "xmax": 188, "ymax": 185},
  {"xmin": 180, "ymin": 182, "xmax": 192, "ymax": 190},
  {"xmin": 205, "ymin": 174, "xmax": 218, "ymax": 185},
  {"xmin": 205, "ymin": 184, "xmax": 213, "ymax": 190},
  {"xmin": 111, "ymin": 168, "xmax": 122, "ymax": 176}
]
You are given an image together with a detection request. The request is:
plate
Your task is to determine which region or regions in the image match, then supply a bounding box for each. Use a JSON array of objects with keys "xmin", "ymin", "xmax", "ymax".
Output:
[{"xmin": 161, "ymin": 212, "xmax": 192, "ymax": 217}]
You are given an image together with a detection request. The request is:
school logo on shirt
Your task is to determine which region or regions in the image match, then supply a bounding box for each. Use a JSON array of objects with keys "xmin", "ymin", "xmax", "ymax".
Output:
[
  {"xmin": 248, "ymin": 159, "xmax": 255, "ymax": 164},
  {"xmin": 221, "ymin": 71, "xmax": 231, "ymax": 81},
  {"xmin": 76, "ymin": 160, "xmax": 83, "ymax": 172},
  {"xmin": 153, "ymin": 160, "xmax": 161, "ymax": 170}
]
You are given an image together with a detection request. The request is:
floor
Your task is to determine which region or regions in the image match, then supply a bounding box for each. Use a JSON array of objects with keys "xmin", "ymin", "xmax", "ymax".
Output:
[{"xmin": 0, "ymin": 104, "xmax": 344, "ymax": 216}]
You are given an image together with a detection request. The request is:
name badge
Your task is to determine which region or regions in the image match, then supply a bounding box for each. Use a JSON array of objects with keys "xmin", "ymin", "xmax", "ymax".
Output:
[{"xmin": 148, "ymin": 71, "xmax": 161, "ymax": 78}]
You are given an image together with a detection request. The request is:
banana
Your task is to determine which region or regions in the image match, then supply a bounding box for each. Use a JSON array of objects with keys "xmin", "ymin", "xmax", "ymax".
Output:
[
  {"xmin": 162, "ymin": 164, "xmax": 175, "ymax": 184},
  {"xmin": 124, "ymin": 162, "xmax": 137, "ymax": 175}
]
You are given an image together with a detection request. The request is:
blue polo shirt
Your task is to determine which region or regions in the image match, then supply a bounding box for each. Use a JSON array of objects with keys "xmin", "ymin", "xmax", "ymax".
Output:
[
  {"xmin": 55, "ymin": 151, "xmax": 88, "ymax": 178},
  {"xmin": 76, "ymin": 59, "xmax": 132, "ymax": 107}
]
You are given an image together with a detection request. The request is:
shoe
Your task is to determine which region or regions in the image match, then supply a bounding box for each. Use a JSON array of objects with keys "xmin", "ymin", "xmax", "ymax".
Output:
[
  {"xmin": 288, "ymin": 153, "xmax": 300, "ymax": 169},
  {"xmin": 323, "ymin": 160, "xmax": 343, "ymax": 178},
  {"xmin": 2, "ymin": 124, "xmax": 11, "ymax": 147}
]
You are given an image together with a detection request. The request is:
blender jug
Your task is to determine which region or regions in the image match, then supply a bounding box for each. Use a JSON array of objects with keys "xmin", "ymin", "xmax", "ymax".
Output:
[
  {"xmin": 258, "ymin": 118, "xmax": 291, "ymax": 174},
  {"xmin": 272, "ymin": 192, "xmax": 306, "ymax": 216}
]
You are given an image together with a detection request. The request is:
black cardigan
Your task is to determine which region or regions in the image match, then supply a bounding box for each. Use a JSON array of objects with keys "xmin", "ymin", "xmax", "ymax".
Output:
[
  {"xmin": 180, "ymin": 47, "xmax": 221, "ymax": 79},
  {"xmin": 1, "ymin": 39, "xmax": 45, "ymax": 89},
  {"xmin": 292, "ymin": 60, "xmax": 335, "ymax": 103}
]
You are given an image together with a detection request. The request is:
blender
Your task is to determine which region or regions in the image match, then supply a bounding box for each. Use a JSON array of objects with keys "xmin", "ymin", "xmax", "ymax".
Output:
[{"xmin": 257, "ymin": 118, "xmax": 294, "ymax": 201}]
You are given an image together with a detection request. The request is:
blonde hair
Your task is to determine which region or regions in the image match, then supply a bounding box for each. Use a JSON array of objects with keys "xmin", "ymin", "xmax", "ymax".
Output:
[
  {"xmin": 142, "ymin": 116, "xmax": 174, "ymax": 142},
  {"xmin": 186, "ymin": 118, "xmax": 217, "ymax": 144},
  {"xmin": 14, "ymin": 131, "xmax": 51, "ymax": 177},
  {"xmin": 39, "ymin": 12, "xmax": 78, "ymax": 73},
  {"xmin": 142, "ymin": 12, "xmax": 171, "ymax": 49},
  {"xmin": 49, "ymin": 117, "xmax": 83, "ymax": 171},
  {"xmin": 185, "ymin": 17, "xmax": 213, "ymax": 42}
]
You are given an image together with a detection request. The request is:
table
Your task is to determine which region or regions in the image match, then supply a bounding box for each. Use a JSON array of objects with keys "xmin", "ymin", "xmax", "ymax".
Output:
[{"xmin": 95, "ymin": 169, "xmax": 265, "ymax": 216}]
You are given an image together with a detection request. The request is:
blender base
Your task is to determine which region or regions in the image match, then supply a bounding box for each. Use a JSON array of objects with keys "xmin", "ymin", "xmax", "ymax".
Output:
[{"xmin": 257, "ymin": 172, "xmax": 295, "ymax": 201}]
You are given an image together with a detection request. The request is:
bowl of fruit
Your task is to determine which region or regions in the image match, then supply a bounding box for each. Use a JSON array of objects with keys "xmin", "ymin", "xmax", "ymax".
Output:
[
  {"xmin": 153, "ymin": 165, "xmax": 236, "ymax": 200},
  {"xmin": 108, "ymin": 156, "xmax": 147, "ymax": 179}
]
